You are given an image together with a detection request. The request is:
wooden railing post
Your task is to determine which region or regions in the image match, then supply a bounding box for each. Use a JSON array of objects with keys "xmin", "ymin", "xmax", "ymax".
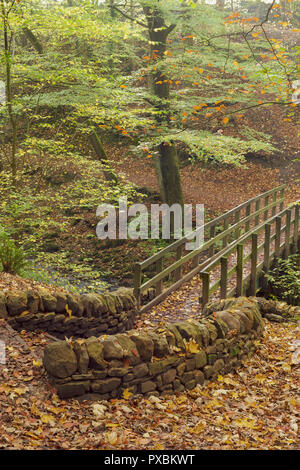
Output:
[
  {"xmin": 245, "ymin": 203, "xmax": 251, "ymax": 232},
  {"xmin": 294, "ymin": 205, "xmax": 299, "ymax": 253},
  {"xmin": 264, "ymin": 195, "xmax": 269, "ymax": 221},
  {"xmin": 201, "ymin": 272, "xmax": 210, "ymax": 307},
  {"xmin": 262, "ymin": 224, "xmax": 271, "ymax": 292},
  {"xmin": 285, "ymin": 209, "xmax": 292, "ymax": 258},
  {"xmin": 222, "ymin": 218, "xmax": 229, "ymax": 248},
  {"xmin": 220, "ymin": 256, "xmax": 228, "ymax": 299},
  {"xmin": 133, "ymin": 263, "xmax": 142, "ymax": 309},
  {"xmin": 272, "ymin": 191, "xmax": 277, "ymax": 216},
  {"xmin": 255, "ymin": 199, "xmax": 260, "ymax": 225},
  {"xmin": 275, "ymin": 216, "xmax": 281, "ymax": 257},
  {"xmin": 234, "ymin": 210, "xmax": 241, "ymax": 240},
  {"xmin": 209, "ymin": 225, "xmax": 216, "ymax": 257},
  {"xmin": 175, "ymin": 245, "xmax": 183, "ymax": 281},
  {"xmin": 280, "ymin": 187, "xmax": 285, "ymax": 211},
  {"xmin": 236, "ymin": 244, "xmax": 244, "ymax": 297},
  {"xmin": 250, "ymin": 233, "xmax": 258, "ymax": 296},
  {"xmin": 263, "ymin": 224, "xmax": 271, "ymax": 273},
  {"xmin": 155, "ymin": 258, "xmax": 163, "ymax": 296}
]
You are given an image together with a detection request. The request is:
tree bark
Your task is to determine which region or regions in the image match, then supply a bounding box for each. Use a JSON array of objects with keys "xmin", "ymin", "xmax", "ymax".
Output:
[
  {"xmin": 1, "ymin": 0, "xmax": 17, "ymax": 186},
  {"xmin": 157, "ymin": 142, "xmax": 184, "ymax": 208},
  {"xmin": 89, "ymin": 129, "xmax": 118, "ymax": 183},
  {"xmin": 142, "ymin": 5, "xmax": 184, "ymax": 208},
  {"xmin": 22, "ymin": 27, "xmax": 43, "ymax": 54}
]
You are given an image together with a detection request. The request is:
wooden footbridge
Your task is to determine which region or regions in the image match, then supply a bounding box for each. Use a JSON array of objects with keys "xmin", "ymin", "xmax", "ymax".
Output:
[{"xmin": 133, "ymin": 185, "xmax": 299, "ymax": 312}]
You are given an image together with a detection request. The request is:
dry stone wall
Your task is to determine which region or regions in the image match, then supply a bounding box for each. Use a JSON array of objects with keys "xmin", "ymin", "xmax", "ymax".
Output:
[
  {"xmin": 43, "ymin": 297, "xmax": 265, "ymax": 400},
  {"xmin": 0, "ymin": 286, "xmax": 142, "ymax": 339}
]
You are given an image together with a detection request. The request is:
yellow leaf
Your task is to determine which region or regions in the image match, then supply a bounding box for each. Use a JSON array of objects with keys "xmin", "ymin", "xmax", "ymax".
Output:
[
  {"xmin": 65, "ymin": 304, "xmax": 72, "ymax": 318},
  {"xmin": 281, "ymin": 363, "xmax": 291, "ymax": 373},
  {"xmin": 185, "ymin": 338, "xmax": 200, "ymax": 354},
  {"xmin": 40, "ymin": 414, "xmax": 56, "ymax": 426},
  {"xmin": 33, "ymin": 359, "xmax": 42, "ymax": 367},
  {"xmin": 123, "ymin": 388, "xmax": 133, "ymax": 400},
  {"xmin": 190, "ymin": 421, "xmax": 205, "ymax": 434},
  {"xmin": 234, "ymin": 418, "xmax": 257, "ymax": 429}
]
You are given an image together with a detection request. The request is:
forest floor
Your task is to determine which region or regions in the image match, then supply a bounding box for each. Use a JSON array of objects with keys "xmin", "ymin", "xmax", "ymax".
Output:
[
  {"xmin": 0, "ymin": 97, "xmax": 299, "ymax": 453},
  {"xmin": 0, "ymin": 317, "xmax": 299, "ymax": 450}
]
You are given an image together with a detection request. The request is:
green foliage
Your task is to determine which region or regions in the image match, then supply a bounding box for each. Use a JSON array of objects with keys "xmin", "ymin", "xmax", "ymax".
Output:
[
  {"xmin": 265, "ymin": 255, "xmax": 300, "ymax": 306},
  {"xmin": 0, "ymin": 230, "xmax": 26, "ymax": 275},
  {"xmin": 157, "ymin": 129, "xmax": 275, "ymax": 165}
]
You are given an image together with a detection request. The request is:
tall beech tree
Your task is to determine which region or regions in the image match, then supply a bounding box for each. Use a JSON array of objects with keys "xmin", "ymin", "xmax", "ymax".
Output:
[{"xmin": 113, "ymin": 0, "xmax": 185, "ymax": 208}]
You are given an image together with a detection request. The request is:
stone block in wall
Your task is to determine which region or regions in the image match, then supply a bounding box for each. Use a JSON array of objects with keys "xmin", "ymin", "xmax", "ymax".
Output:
[
  {"xmin": 85, "ymin": 337, "xmax": 107, "ymax": 370},
  {"xmin": 162, "ymin": 368, "xmax": 176, "ymax": 385},
  {"xmin": 201, "ymin": 320, "xmax": 218, "ymax": 343},
  {"xmin": 56, "ymin": 381, "xmax": 90, "ymax": 399},
  {"xmin": 81, "ymin": 294, "xmax": 106, "ymax": 317},
  {"xmin": 212, "ymin": 318, "xmax": 229, "ymax": 338},
  {"xmin": 15, "ymin": 313, "xmax": 34, "ymax": 324},
  {"xmin": 215, "ymin": 311, "xmax": 241, "ymax": 333},
  {"xmin": 133, "ymin": 364, "xmax": 149, "ymax": 378},
  {"xmin": 73, "ymin": 340, "xmax": 89, "ymax": 374},
  {"xmin": 231, "ymin": 311, "xmax": 252, "ymax": 333},
  {"xmin": 185, "ymin": 358, "xmax": 196, "ymax": 371},
  {"xmin": 72, "ymin": 373, "xmax": 94, "ymax": 381},
  {"xmin": 140, "ymin": 380, "xmax": 156, "ymax": 394},
  {"xmin": 26, "ymin": 289, "xmax": 40, "ymax": 314},
  {"xmin": 54, "ymin": 292, "xmax": 67, "ymax": 313},
  {"xmin": 181, "ymin": 371, "xmax": 194, "ymax": 384},
  {"xmin": 101, "ymin": 294, "xmax": 117, "ymax": 315},
  {"xmin": 148, "ymin": 332, "xmax": 169, "ymax": 358},
  {"xmin": 149, "ymin": 360, "xmax": 164, "ymax": 377},
  {"xmin": 174, "ymin": 380, "xmax": 185, "ymax": 392},
  {"xmin": 0, "ymin": 292, "xmax": 7, "ymax": 319},
  {"xmin": 173, "ymin": 321, "xmax": 202, "ymax": 346},
  {"xmin": 213, "ymin": 359, "xmax": 225, "ymax": 373},
  {"xmin": 203, "ymin": 365, "xmax": 214, "ymax": 379},
  {"xmin": 91, "ymin": 377, "xmax": 121, "ymax": 394},
  {"xmin": 93, "ymin": 370, "xmax": 108, "ymax": 379},
  {"xmin": 128, "ymin": 332, "xmax": 154, "ymax": 362},
  {"xmin": 108, "ymin": 368, "xmax": 128, "ymax": 377},
  {"xmin": 37, "ymin": 288, "xmax": 57, "ymax": 312},
  {"xmin": 177, "ymin": 362, "xmax": 186, "ymax": 377},
  {"xmin": 194, "ymin": 323, "xmax": 210, "ymax": 347},
  {"xmin": 114, "ymin": 288, "xmax": 136, "ymax": 311},
  {"xmin": 115, "ymin": 334, "xmax": 141, "ymax": 365},
  {"xmin": 165, "ymin": 323, "xmax": 185, "ymax": 350},
  {"xmin": 185, "ymin": 379, "xmax": 196, "ymax": 390},
  {"xmin": 102, "ymin": 337, "xmax": 124, "ymax": 360},
  {"xmin": 111, "ymin": 294, "xmax": 124, "ymax": 313},
  {"xmin": 5, "ymin": 290, "xmax": 28, "ymax": 316},
  {"xmin": 43, "ymin": 341, "xmax": 78, "ymax": 378},
  {"xmin": 194, "ymin": 370, "xmax": 205, "ymax": 385}
]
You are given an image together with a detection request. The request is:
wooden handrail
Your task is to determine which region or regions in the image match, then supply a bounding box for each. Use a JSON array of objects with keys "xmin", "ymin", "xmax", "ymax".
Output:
[
  {"xmin": 134, "ymin": 185, "xmax": 287, "ymax": 312},
  {"xmin": 200, "ymin": 201, "xmax": 300, "ymax": 306}
]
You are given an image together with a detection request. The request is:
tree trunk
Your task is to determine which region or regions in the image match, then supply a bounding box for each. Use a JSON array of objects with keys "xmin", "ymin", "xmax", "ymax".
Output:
[
  {"xmin": 89, "ymin": 129, "xmax": 118, "ymax": 183},
  {"xmin": 142, "ymin": 5, "xmax": 184, "ymax": 208},
  {"xmin": 1, "ymin": 1, "xmax": 17, "ymax": 186},
  {"xmin": 22, "ymin": 27, "xmax": 43, "ymax": 54},
  {"xmin": 157, "ymin": 142, "xmax": 184, "ymax": 208}
]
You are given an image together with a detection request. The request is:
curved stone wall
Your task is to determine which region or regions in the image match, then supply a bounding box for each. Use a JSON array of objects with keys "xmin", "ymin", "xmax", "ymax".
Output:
[
  {"xmin": 43, "ymin": 297, "xmax": 265, "ymax": 400},
  {"xmin": 0, "ymin": 286, "xmax": 139, "ymax": 339}
]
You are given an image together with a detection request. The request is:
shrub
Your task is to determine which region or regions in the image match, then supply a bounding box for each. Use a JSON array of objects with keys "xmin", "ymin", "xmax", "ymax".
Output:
[
  {"xmin": 0, "ymin": 232, "xmax": 26, "ymax": 275},
  {"xmin": 265, "ymin": 255, "xmax": 300, "ymax": 306}
]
